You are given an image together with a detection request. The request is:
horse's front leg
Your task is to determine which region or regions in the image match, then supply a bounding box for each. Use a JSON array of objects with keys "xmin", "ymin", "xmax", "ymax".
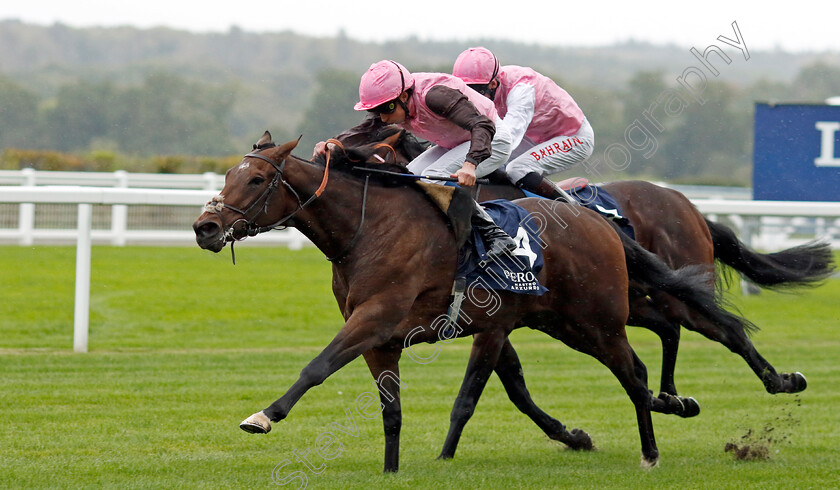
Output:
[
  {"xmin": 363, "ymin": 348, "xmax": 403, "ymax": 473},
  {"xmin": 240, "ymin": 304, "xmax": 397, "ymax": 433},
  {"xmin": 438, "ymin": 328, "xmax": 507, "ymax": 460}
]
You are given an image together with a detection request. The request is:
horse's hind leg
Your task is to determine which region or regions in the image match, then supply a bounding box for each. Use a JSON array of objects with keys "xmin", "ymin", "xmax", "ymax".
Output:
[
  {"xmin": 632, "ymin": 348, "xmax": 701, "ymax": 418},
  {"xmin": 494, "ymin": 339, "xmax": 593, "ymax": 450},
  {"xmin": 682, "ymin": 310, "xmax": 807, "ymax": 394},
  {"xmin": 628, "ymin": 297, "xmax": 702, "ymax": 417},
  {"xmin": 600, "ymin": 343, "xmax": 660, "ymax": 467},
  {"xmin": 549, "ymin": 323, "xmax": 660, "ymax": 467},
  {"xmin": 607, "ymin": 345, "xmax": 660, "ymax": 467},
  {"xmin": 627, "ymin": 296, "xmax": 682, "ymax": 397},
  {"xmin": 438, "ymin": 329, "xmax": 507, "ymax": 460}
]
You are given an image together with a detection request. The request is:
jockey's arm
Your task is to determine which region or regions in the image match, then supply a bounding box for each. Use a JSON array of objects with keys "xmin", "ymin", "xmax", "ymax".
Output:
[
  {"xmin": 425, "ymin": 85, "xmax": 495, "ymax": 167},
  {"xmin": 502, "ymin": 83, "xmax": 537, "ymax": 151}
]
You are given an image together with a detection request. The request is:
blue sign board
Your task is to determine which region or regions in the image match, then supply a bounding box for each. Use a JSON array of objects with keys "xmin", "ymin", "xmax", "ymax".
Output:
[{"xmin": 753, "ymin": 103, "xmax": 840, "ymax": 201}]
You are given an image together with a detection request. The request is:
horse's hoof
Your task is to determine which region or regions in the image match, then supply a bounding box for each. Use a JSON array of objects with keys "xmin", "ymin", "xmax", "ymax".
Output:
[
  {"xmin": 656, "ymin": 392, "xmax": 691, "ymax": 416},
  {"xmin": 677, "ymin": 397, "xmax": 701, "ymax": 418},
  {"xmin": 567, "ymin": 428, "xmax": 594, "ymax": 451},
  {"xmin": 790, "ymin": 372, "xmax": 807, "ymax": 393},
  {"xmin": 641, "ymin": 454, "xmax": 660, "ymax": 469},
  {"xmin": 240, "ymin": 411, "xmax": 271, "ymax": 434},
  {"xmin": 768, "ymin": 372, "xmax": 808, "ymax": 394}
]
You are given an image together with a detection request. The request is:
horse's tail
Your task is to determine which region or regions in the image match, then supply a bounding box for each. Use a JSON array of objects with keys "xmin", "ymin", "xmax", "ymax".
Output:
[
  {"xmin": 615, "ymin": 224, "xmax": 759, "ymax": 336},
  {"xmin": 705, "ymin": 217, "xmax": 836, "ymax": 290}
]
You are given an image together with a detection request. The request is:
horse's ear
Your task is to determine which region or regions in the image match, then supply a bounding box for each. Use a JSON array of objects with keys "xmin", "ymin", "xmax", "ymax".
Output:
[
  {"xmin": 275, "ymin": 135, "xmax": 302, "ymax": 159},
  {"xmin": 368, "ymin": 131, "xmax": 402, "ymax": 164},
  {"xmin": 381, "ymin": 131, "xmax": 402, "ymax": 148},
  {"xmin": 368, "ymin": 145, "xmax": 395, "ymax": 164},
  {"xmin": 255, "ymin": 131, "xmax": 272, "ymax": 148}
]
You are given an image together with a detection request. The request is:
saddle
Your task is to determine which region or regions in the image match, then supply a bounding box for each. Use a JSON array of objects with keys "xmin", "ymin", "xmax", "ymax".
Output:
[
  {"xmin": 415, "ymin": 182, "xmax": 475, "ymax": 249},
  {"xmin": 415, "ymin": 182, "xmax": 547, "ymax": 294}
]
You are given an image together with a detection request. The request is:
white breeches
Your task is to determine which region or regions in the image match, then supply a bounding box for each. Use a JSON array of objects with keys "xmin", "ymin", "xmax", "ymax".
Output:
[
  {"xmin": 504, "ymin": 118, "xmax": 595, "ymax": 183},
  {"xmin": 407, "ymin": 117, "xmax": 513, "ymax": 180}
]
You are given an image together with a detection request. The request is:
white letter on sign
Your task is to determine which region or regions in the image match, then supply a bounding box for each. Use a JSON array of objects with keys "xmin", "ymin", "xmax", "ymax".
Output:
[{"xmin": 815, "ymin": 121, "xmax": 840, "ymax": 167}]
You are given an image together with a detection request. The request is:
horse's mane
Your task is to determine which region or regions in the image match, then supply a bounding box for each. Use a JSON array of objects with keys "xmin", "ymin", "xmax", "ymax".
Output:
[
  {"xmin": 371, "ymin": 124, "xmax": 430, "ymax": 161},
  {"xmin": 329, "ymin": 115, "xmax": 430, "ymax": 161},
  {"xmin": 251, "ymin": 123, "xmax": 429, "ymax": 187},
  {"xmin": 309, "ymin": 142, "xmax": 418, "ymax": 188}
]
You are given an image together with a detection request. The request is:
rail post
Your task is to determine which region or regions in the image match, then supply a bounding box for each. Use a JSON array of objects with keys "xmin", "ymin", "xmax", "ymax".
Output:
[
  {"xmin": 111, "ymin": 170, "xmax": 128, "ymax": 246},
  {"xmin": 18, "ymin": 168, "xmax": 35, "ymax": 246},
  {"xmin": 74, "ymin": 203, "xmax": 92, "ymax": 353}
]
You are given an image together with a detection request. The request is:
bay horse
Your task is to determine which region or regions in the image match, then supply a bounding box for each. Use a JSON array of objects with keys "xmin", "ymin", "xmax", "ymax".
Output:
[
  {"xmin": 338, "ymin": 123, "xmax": 835, "ymax": 399},
  {"xmin": 193, "ymin": 132, "xmax": 750, "ymax": 471},
  {"xmin": 437, "ymin": 179, "xmax": 834, "ymax": 461},
  {"xmin": 337, "ymin": 126, "xmax": 834, "ymax": 462}
]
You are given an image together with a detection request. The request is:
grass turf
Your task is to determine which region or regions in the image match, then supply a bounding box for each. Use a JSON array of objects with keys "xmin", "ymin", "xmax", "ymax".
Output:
[{"xmin": 1, "ymin": 245, "xmax": 838, "ymax": 488}]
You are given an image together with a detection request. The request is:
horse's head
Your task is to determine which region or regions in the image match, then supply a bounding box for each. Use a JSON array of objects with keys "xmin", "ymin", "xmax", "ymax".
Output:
[
  {"xmin": 193, "ymin": 131, "xmax": 301, "ymax": 252},
  {"xmin": 333, "ymin": 118, "xmax": 430, "ymax": 165}
]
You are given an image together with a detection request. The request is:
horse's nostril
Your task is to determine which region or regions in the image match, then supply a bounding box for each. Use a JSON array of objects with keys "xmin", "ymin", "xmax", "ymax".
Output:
[{"xmin": 194, "ymin": 220, "xmax": 220, "ymax": 237}]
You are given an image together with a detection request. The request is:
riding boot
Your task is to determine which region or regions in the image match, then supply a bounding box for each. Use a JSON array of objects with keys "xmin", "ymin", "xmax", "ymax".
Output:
[
  {"xmin": 471, "ymin": 200, "xmax": 517, "ymax": 258},
  {"xmin": 515, "ymin": 171, "xmax": 572, "ymax": 203}
]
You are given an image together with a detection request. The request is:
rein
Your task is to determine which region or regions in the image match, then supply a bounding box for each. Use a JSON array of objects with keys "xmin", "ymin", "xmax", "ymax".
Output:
[
  {"xmin": 371, "ymin": 143, "xmax": 398, "ymax": 163},
  {"xmin": 326, "ymin": 174, "xmax": 369, "ymax": 263}
]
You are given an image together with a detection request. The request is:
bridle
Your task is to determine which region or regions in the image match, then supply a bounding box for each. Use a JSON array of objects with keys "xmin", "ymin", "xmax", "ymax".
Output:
[
  {"xmin": 216, "ymin": 146, "xmax": 301, "ymax": 239},
  {"xmin": 205, "ymin": 139, "xmax": 370, "ymax": 263}
]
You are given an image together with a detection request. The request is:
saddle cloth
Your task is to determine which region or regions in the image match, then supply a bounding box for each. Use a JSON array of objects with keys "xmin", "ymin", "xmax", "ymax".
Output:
[
  {"xmin": 520, "ymin": 180, "xmax": 635, "ymax": 240},
  {"xmin": 413, "ymin": 184, "xmax": 547, "ymax": 295},
  {"xmin": 457, "ymin": 199, "xmax": 548, "ymax": 296}
]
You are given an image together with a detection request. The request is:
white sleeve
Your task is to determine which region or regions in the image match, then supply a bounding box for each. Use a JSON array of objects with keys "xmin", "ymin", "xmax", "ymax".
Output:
[{"xmin": 502, "ymin": 83, "xmax": 536, "ymax": 150}]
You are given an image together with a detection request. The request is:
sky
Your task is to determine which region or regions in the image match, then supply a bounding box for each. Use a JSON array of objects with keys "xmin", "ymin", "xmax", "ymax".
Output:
[{"xmin": 1, "ymin": 1, "xmax": 839, "ymax": 53}]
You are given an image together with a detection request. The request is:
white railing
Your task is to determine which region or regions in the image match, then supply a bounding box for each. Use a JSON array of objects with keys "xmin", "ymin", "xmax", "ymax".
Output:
[
  {"xmin": 0, "ymin": 186, "xmax": 310, "ymax": 353},
  {"xmin": 0, "ymin": 169, "xmax": 225, "ymax": 246},
  {"xmin": 0, "ymin": 169, "xmax": 760, "ymax": 248},
  {"xmin": 2, "ymin": 184, "xmax": 839, "ymax": 353},
  {"xmin": 1, "ymin": 169, "xmax": 751, "ymax": 198},
  {"xmin": 0, "ymin": 186, "xmax": 309, "ymax": 247},
  {"xmin": 696, "ymin": 200, "xmax": 840, "ymax": 251},
  {"xmin": 0, "ymin": 168, "xmax": 224, "ymax": 190}
]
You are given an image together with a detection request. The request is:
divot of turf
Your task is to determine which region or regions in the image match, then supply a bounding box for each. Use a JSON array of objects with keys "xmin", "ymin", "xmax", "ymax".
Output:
[{"xmin": 724, "ymin": 396, "xmax": 801, "ymax": 461}]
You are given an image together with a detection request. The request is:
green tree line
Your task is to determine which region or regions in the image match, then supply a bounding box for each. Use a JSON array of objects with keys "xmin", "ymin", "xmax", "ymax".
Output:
[
  {"xmin": 2, "ymin": 21, "xmax": 840, "ymax": 183},
  {"xmin": 0, "ymin": 72, "xmax": 237, "ymax": 156}
]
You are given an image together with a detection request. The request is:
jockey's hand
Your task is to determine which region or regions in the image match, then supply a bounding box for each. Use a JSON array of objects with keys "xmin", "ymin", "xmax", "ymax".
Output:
[
  {"xmin": 453, "ymin": 162, "xmax": 477, "ymax": 187},
  {"xmin": 312, "ymin": 141, "xmax": 327, "ymax": 159}
]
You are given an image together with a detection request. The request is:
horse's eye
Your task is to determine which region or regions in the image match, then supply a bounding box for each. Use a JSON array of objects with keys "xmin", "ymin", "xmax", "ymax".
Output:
[{"xmin": 249, "ymin": 176, "xmax": 265, "ymax": 186}]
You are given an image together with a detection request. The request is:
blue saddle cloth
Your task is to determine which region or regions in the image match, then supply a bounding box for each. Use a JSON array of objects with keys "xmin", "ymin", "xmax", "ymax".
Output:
[
  {"xmin": 521, "ymin": 183, "xmax": 635, "ymax": 239},
  {"xmin": 457, "ymin": 200, "xmax": 548, "ymax": 296}
]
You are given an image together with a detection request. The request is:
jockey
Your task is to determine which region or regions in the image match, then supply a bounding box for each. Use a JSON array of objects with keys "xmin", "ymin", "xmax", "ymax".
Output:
[
  {"xmin": 452, "ymin": 47, "xmax": 595, "ymax": 201},
  {"xmin": 352, "ymin": 60, "xmax": 517, "ymax": 257}
]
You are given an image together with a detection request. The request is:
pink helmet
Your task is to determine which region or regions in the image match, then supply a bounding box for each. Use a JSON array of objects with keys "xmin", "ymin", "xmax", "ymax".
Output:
[
  {"xmin": 453, "ymin": 47, "xmax": 499, "ymax": 84},
  {"xmin": 354, "ymin": 60, "xmax": 415, "ymax": 111}
]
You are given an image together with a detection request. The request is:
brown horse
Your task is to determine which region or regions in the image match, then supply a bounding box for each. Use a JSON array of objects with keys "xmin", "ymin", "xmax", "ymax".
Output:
[
  {"xmin": 437, "ymin": 179, "xmax": 835, "ymax": 460},
  {"xmin": 193, "ymin": 132, "xmax": 749, "ymax": 471},
  {"xmin": 335, "ymin": 126, "xmax": 834, "ymax": 462},
  {"xmin": 478, "ymin": 180, "xmax": 833, "ymax": 397},
  {"xmin": 338, "ymin": 123, "xmax": 835, "ymax": 399}
]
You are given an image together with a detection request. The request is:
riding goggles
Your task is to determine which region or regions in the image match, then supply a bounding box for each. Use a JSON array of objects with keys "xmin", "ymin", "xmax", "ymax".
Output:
[
  {"xmin": 468, "ymin": 83, "xmax": 492, "ymax": 96},
  {"xmin": 368, "ymin": 99, "xmax": 399, "ymax": 115}
]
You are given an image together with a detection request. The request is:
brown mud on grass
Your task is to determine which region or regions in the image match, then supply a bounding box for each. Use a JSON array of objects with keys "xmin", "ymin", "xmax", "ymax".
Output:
[{"xmin": 724, "ymin": 396, "xmax": 801, "ymax": 461}]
